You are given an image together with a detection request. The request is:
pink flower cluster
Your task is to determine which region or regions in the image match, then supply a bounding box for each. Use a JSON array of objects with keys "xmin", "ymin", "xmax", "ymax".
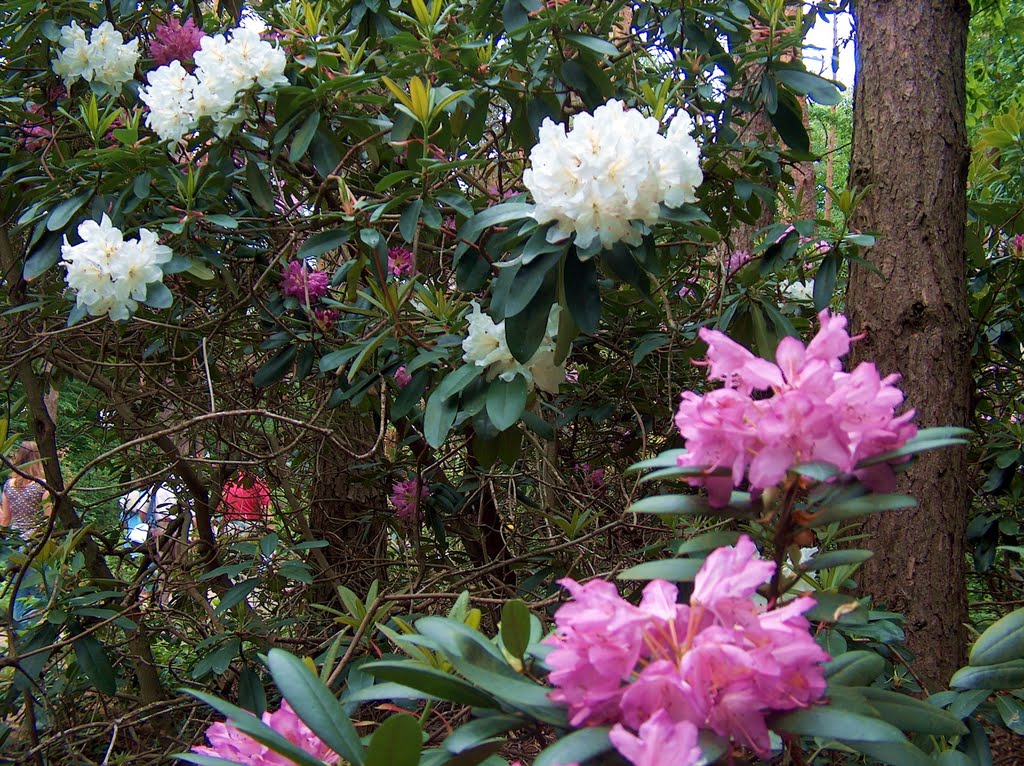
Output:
[
  {"xmin": 725, "ymin": 249, "xmax": 752, "ymax": 275},
  {"xmin": 393, "ymin": 365, "xmax": 412, "ymax": 388},
  {"xmin": 545, "ymin": 537, "xmax": 829, "ymax": 765},
  {"xmin": 281, "ymin": 260, "xmax": 330, "ymax": 303},
  {"xmin": 675, "ymin": 310, "xmax": 916, "ymax": 507},
  {"xmin": 387, "ymin": 246, "xmax": 414, "ymax": 278},
  {"xmin": 149, "ymin": 17, "xmax": 205, "ymax": 68},
  {"xmin": 391, "ymin": 478, "xmax": 428, "ymax": 521},
  {"xmin": 313, "ymin": 307, "xmax": 339, "ymax": 331},
  {"xmin": 578, "ymin": 462, "xmax": 606, "ymax": 494},
  {"xmin": 193, "ymin": 701, "xmax": 339, "ymax": 765}
]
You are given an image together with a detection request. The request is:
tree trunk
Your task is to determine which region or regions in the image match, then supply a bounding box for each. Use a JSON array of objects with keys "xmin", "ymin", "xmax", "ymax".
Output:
[{"xmin": 847, "ymin": 0, "xmax": 972, "ymax": 687}]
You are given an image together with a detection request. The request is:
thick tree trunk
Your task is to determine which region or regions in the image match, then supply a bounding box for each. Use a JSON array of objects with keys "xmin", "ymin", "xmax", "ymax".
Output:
[{"xmin": 848, "ymin": 0, "xmax": 972, "ymax": 687}]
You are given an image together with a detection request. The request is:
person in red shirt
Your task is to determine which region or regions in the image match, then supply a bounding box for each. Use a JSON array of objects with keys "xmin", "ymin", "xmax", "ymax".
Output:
[{"xmin": 218, "ymin": 471, "xmax": 271, "ymax": 536}]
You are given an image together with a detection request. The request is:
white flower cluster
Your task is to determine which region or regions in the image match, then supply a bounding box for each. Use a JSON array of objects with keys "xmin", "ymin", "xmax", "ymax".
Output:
[
  {"xmin": 61, "ymin": 215, "xmax": 173, "ymax": 321},
  {"xmin": 52, "ymin": 21, "xmax": 140, "ymax": 92},
  {"xmin": 140, "ymin": 25, "xmax": 288, "ymax": 142},
  {"xmin": 523, "ymin": 100, "xmax": 703, "ymax": 251},
  {"xmin": 462, "ymin": 301, "xmax": 566, "ymax": 393}
]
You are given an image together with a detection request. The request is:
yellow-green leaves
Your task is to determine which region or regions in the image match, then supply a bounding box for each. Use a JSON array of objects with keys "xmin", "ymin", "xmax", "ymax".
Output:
[{"xmin": 382, "ymin": 76, "xmax": 466, "ymax": 133}]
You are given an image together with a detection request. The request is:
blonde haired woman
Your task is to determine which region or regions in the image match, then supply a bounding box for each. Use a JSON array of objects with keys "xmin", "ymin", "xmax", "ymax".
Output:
[{"xmin": 0, "ymin": 441, "xmax": 51, "ymax": 535}]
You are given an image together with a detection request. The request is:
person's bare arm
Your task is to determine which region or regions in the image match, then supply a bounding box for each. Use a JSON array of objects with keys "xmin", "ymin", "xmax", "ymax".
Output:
[
  {"xmin": 0, "ymin": 492, "xmax": 10, "ymax": 526},
  {"xmin": 41, "ymin": 490, "xmax": 52, "ymax": 518}
]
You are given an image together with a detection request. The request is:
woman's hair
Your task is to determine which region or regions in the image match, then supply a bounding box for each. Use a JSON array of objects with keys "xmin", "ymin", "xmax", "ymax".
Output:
[{"xmin": 8, "ymin": 441, "xmax": 45, "ymax": 488}]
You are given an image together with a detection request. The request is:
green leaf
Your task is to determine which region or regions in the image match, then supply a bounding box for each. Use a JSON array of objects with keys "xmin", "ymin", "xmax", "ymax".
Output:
[
  {"xmin": 771, "ymin": 705, "xmax": 908, "ymax": 744},
  {"xmin": 290, "ymin": 111, "xmax": 321, "ymax": 163},
  {"xmin": 825, "ymin": 651, "xmax": 885, "ymax": 686},
  {"xmin": 768, "ymin": 91, "xmax": 810, "ymax": 153},
  {"xmin": 617, "ymin": 558, "xmax": 703, "ymax": 581},
  {"xmin": 534, "ymin": 727, "xmax": 611, "ymax": 766},
  {"xmin": 245, "ymin": 160, "xmax": 277, "ymax": 212},
  {"xmin": 176, "ymin": 754, "xmax": 250, "ymax": 766},
  {"xmin": 933, "ymin": 752, "xmax": 975, "ymax": 766},
  {"xmin": 563, "ymin": 248, "xmax": 600, "ymax": 334},
  {"xmin": 505, "ymin": 272, "xmax": 557, "ymax": 363},
  {"xmin": 951, "ymin": 659, "xmax": 1024, "ymax": 690},
  {"xmin": 969, "ymin": 608, "xmax": 1024, "ymax": 666},
  {"xmin": 204, "ymin": 214, "xmax": 238, "ymax": 229},
  {"xmin": 299, "ymin": 229, "xmax": 351, "ymax": 260},
  {"xmin": 360, "ymin": 661, "xmax": 498, "ymax": 708},
  {"xmin": 773, "ymin": 65, "xmax": 844, "ymax": 105},
  {"xmin": 237, "ymin": 667, "xmax": 266, "ymax": 717},
  {"xmin": 857, "ymin": 688, "xmax": 968, "ymax": 736},
  {"xmin": 266, "ymin": 649, "xmax": 365, "ymax": 766},
  {"xmin": 811, "ymin": 494, "xmax": 917, "ymax": 526},
  {"xmin": 23, "ymin": 233, "xmax": 62, "ymax": 281},
  {"xmin": 454, "ymin": 202, "xmax": 535, "ymax": 266},
  {"xmin": 143, "ymin": 282, "xmax": 174, "ymax": 309},
  {"xmin": 500, "ymin": 600, "xmax": 531, "ymax": 660},
  {"xmin": 437, "ymin": 364, "xmax": 484, "ymax": 401},
  {"xmin": 564, "ymin": 33, "xmax": 619, "ymax": 57},
  {"xmin": 46, "ymin": 192, "xmax": 90, "ymax": 232},
  {"xmin": 504, "ymin": 251, "xmax": 561, "ymax": 317},
  {"xmin": 365, "ymin": 714, "xmax": 421, "ymax": 766},
  {"xmin": 628, "ymin": 492, "xmax": 751, "ymax": 516},
  {"xmin": 74, "ymin": 635, "xmax": 116, "ymax": 695},
  {"xmin": 423, "ymin": 387, "xmax": 459, "ymax": 448},
  {"xmin": 626, "ymin": 449, "xmax": 688, "ymax": 473},
  {"xmin": 442, "ymin": 715, "xmax": 522, "ymax": 755},
  {"xmin": 253, "ymin": 345, "xmax": 296, "ymax": 387},
  {"xmin": 414, "ymin": 617, "xmax": 516, "ymax": 678},
  {"xmin": 804, "ymin": 550, "xmax": 874, "ymax": 570},
  {"xmin": 814, "ymin": 252, "xmax": 839, "ymax": 311},
  {"xmin": 486, "ymin": 377, "xmax": 528, "ymax": 432},
  {"xmin": 400, "ymin": 200, "xmax": 422, "ymax": 244},
  {"xmin": 843, "ymin": 740, "xmax": 932, "ymax": 766},
  {"xmin": 214, "ymin": 579, "xmax": 259, "ymax": 615},
  {"xmin": 855, "ymin": 427, "xmax": 972, "ymax": 467}
]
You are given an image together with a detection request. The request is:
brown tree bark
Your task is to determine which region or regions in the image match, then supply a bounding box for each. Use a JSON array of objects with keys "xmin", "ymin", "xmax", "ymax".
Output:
[{"xmin": 847, "ymin": 0, "xmax": 972, "ymax": 687}]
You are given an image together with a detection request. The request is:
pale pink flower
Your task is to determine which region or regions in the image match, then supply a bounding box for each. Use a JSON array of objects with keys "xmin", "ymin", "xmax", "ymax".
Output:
[
  {"xmin": 393, "ymin": 365, "xmax": 412, "ymax": 388},
  {"xmin": 150, "ymin": 17, "xmax": 205, "ymax": 68},
  {"xmin": 1013, "ymin": 234, "xmax": 1024, "ymax": 256},
  {"xmin": 388, "ymin": 246, "xmax": 414, "ymax": 278},
  {"xmin": 545, "ymin": 537, "xmax": 828, "ymax": 762},
  {"xmin": 192, "ymin": 700, "xmax": 340, "ymax": 765},
  {"xmin": 281, "ymin": 260, "xmax": 329, "ymax": 303},
  {"xmin": 676, "ymin": 310, "xmax": 916, "ymax": 505},
  {"xmin": 391, "ymin": 478, "xmax": 427, "ymax": 521},
  {"xmin": 565, "ymin": 368, "xmax": 579, "ymax": 383},
  {"xmin": 610, "ymin": 711, "xmax": 702, "ymax": 766},
  {"xmin": 725, "ymin": 249, "xmax": 752, "ymax": 274}
]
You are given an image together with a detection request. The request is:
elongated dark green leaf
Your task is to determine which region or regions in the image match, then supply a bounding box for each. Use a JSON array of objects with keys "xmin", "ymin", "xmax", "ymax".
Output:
[
  {"xmin": 443, "ymin": 715, "xmax": 522, "ymax": 755},
  {"xmin": 534, "ymin": 727, "xmax": 611, "ymax": 766},
  {"xmin": 625, "ymin": 449, "xmax": 687, "ymax": 473},
  {"xmin": 454, "ymin": 202, "xmax": 535, "ymax": 264},
  {"xmin": 360, "ymin": 661, "xmax": 498, "ymax": 708},
  {"xmin": 365, "ymin": 714, "xmax": 420, "ymax": 766},
  {"xmin": 245, "ymin": 160, "xmax": 277, "ymax": 212},
  {"xmin": 175, "ymin": 754, "xmax": 248, "ymax": 766},
  {"xmin": 290, "ymin": 111, "xmax": 321, "ymax": 163},
  {"xmin": 771, "ymin": 705, "xmax": 908, "ymax": 743},
  {"xmin": 804, "ymin": 550, "xmax": 873, "ymax": 570},
  {"xmin": 23, "ymin": 233, "xmax": 62, "ymax": 281},
  {"xmin": 486, "ymin": 377, "xmax": 528, "ymax": 432},
  {"xmin": 505, "ymin": 272, "xmax": 557, "ymax": 363},
  {"xmin": 267, "ymin": 649, "xmax": 365, "ymax": 766},
  {"xmin": 214, "ymin": 579, "xmax": 259, "ymax": 615},
  {"xmin": 825, "ymin": 651, "xmax": 885, "ymax": 686},
  {"xmin": 564, "ymin": 248, "xmax": 600, "ymax": 334},
  {"xmin": 564, "ymin": 33, "xmax": 619, "ymax": 57},
  {"xmin": 843, "ymin": 739, "xmax": 932, "ymax": 766},
  {"xmin": 254, "ymin": 345, "xmax": 296, "ymax": 387},
  {"xmin": 399, "ymin": 200, "xmax": 422, "ymax": 244},
  {"xmin": 437, "ymin": 364, "xmax": 484, "ymax": 401},
  {"xmin": 75, "ymin": 635, "xmax": 116, "ymax": 695},
  {"xmin": 237, "ymin": 666, "xmax": 266, "ymax": 717},
  {"xmin": 299, "ymin": 229, "xmax": 351, "ymax": 260},
  {"xmin": 774, "ymin": 65, "xmax": 843, "ymax": 105},
  {"xmin": 617, "ymin": 558, "xmax": 703, "ymax": 581},
  {"xmin": 855, "ymin": 427, "xmax": 972, "ymax": 467},
  {"xmin": 768, "ymin": 91, "xmax": 810, "ymax": 153},
  {"xmin": 415, "ymin": 617, "xmax": 515, "ymax": 677},
  {"xmin": 46, "ymin": 192, "xmax": 90, "ymax": 232},
  {"xmin": 144, "ymin": 282, "xmax": 174, "ymax": 309},
  {"xmin": 811, "ymin": 494, "xmax": 917, "ymax": 526},
  {"xmin": 423, "ymin": 387, "xmax": 459, "ymax": 448},
  {"xmin": 951, "ymin": 659, "xmax": 1024, "ymax": 690},
  {"xmin": 969, "ymin": 608, "xmax": 1024, "ymax": 666},
  {"xmin": 500, "ymin": 600, "xmax": 531, "ymax": 660},
  {"xmin": 504, "ymin": 251, "xmax": 560, "ymax": 317},
  {"xmin": 857, "ymin": 688, "xmax": 968, "ymax": 736}
]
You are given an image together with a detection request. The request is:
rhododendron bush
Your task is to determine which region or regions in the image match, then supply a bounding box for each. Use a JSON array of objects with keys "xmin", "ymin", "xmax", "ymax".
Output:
[{"xmin": 0, "ymin": 0, "xmax": 1022, "ymax": 763}]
